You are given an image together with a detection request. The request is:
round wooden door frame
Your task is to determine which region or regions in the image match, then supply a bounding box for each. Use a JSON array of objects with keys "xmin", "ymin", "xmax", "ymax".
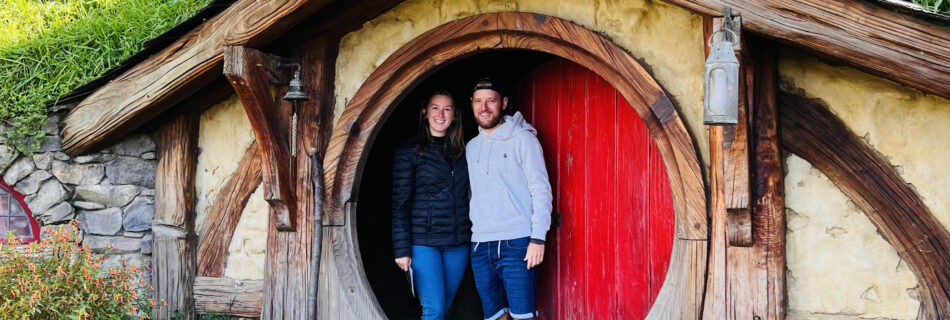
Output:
[{"xmin": 320, "ymin": 12, "xmax": 708, "ymax": 319}]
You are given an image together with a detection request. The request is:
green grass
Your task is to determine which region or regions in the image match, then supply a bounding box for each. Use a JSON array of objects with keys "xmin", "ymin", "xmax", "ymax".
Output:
[
  {"xmin": 0, "ymin": 0, "xmax": 212, "ymax": 153},
  {"xmin": 913, "ymin": 0, "xmax": 949, "ymax": 13}
]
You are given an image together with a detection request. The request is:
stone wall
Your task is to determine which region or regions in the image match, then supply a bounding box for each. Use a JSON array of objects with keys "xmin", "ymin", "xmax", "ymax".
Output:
[{"xmin": 0, "ymin": 106, "xmax": 155, "ymax": 271}]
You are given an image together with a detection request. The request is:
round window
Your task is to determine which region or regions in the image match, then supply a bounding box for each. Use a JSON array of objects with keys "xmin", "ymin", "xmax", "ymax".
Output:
[{"xmin": 0, "ymin": 181, "xmax": 40, "ymax": 244}]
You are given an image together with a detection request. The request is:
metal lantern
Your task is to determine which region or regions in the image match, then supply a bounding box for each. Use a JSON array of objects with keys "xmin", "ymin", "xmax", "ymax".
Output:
[{"xmin": 703, "ymin": 28, "xmax": 739, "ymax": 125}]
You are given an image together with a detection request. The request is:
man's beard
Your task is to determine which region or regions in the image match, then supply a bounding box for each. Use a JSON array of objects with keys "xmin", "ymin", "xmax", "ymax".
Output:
[{"xmin": 477, "ymin": 112, "xmax": 502, "ymax": 129}]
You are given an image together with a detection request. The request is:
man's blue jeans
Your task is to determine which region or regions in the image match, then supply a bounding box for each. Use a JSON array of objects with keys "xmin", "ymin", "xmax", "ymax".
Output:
[
  {"xmin": 470, "ymin": 237, "xmax": 539, "ymax": 320},
  {"xmin": 411, "ymin": 245, "xmax": 469, "ymax": 320}
]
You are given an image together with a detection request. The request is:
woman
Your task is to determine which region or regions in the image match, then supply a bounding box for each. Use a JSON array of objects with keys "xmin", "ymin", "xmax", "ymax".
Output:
[{"xmin": 392, "ymin": 90, "xmax": 471, "ymax": 320}]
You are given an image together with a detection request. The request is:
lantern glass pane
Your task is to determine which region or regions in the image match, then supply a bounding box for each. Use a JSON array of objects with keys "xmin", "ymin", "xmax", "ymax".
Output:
[{"xmin": 709, "ymin": 68, "xmax": 728, "ymax": 115}]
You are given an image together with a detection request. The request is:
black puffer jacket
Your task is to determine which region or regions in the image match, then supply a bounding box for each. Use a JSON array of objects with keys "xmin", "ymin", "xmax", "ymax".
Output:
[{"xmin": 392, "ymin": 136, "xmax": 471, "ymax": 258}]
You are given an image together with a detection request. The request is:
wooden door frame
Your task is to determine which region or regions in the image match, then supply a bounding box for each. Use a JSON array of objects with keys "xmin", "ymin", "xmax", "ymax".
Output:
[{"xmin": 319, "ymin": 12, "xmax": 708, "ymax": 319}]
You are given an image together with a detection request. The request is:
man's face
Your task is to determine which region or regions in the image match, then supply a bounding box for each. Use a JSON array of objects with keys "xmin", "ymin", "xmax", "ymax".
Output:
[{"xmin": 471, "ymin": 89, "xmax": 507, "ymax": 130}]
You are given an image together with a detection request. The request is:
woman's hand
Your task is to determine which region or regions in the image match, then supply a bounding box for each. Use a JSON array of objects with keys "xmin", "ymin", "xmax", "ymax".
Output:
[{"xmin": 395, "ymin": 257, "xmax": 412, "ymax": 271}]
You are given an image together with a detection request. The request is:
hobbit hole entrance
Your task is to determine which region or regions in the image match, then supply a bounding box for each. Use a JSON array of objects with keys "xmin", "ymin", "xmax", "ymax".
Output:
[{"xmin": 356, "ymin": 50, "xmax": 675, "ymax": 319}]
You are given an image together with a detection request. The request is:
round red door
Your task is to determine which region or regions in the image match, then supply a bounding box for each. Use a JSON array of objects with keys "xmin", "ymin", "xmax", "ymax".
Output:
[{"xmin": 513, "ymin": 59, "xmax": 675, "ymax": 319}]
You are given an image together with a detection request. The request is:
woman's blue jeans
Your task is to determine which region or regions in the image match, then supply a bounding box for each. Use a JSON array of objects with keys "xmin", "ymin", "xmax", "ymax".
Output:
[{"xmin": 411, "ymin": 244, "xmax": 469, "ymax": 320}]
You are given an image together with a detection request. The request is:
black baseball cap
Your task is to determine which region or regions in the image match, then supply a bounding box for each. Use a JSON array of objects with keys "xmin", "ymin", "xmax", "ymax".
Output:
[{"xmin": 472, "ymin": 77, "xmax": 506, "ymax": 97}]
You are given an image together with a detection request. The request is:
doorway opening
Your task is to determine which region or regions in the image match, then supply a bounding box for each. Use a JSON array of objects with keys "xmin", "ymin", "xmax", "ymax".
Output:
[
  {"xmin": 356, "ymin": 50, "xmax": 556, "ymax": 320},
  {"xmin": 355, "ymin": 48, "xmax": 676, "ymax": 319}
]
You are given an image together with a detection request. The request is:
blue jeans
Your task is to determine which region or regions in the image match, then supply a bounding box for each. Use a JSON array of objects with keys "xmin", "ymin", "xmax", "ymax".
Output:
[
  {"xmin": 471, "ymin": 237, "xmax": 538, "ymax": 320},
  {"xmin": 411, "ymin": 245, "xmax": 469, "ymax": 320}
]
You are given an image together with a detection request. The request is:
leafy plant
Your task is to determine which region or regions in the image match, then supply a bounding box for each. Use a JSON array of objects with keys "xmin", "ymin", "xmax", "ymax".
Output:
[
  {"xmin": 912, "ymin": 0, "xmax": 949, "ymax": 13},
  {"xmin": 0, "ymin": 0, "xmax": 212, "ymax": 153},
  {"xmin": 0, "ymin": 221, "xmax": 160, "ymax": 319}
]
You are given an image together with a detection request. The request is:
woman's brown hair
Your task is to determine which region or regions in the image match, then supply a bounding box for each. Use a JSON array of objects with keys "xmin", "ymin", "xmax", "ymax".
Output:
[{"xmin": 416, "ymin": 90, "xmax": 465, "ymax": 157}]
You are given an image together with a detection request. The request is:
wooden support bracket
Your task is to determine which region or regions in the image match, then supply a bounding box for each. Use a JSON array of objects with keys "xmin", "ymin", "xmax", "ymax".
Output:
[{"xmin": 223, "ymin": 45, "xmax": 297, "ymax": 231}]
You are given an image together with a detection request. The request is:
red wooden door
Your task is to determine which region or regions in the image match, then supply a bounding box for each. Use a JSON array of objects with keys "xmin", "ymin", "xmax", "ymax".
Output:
[{"xmin": 514, "ymin": 59, "xmax": 674, "ymax": 319}]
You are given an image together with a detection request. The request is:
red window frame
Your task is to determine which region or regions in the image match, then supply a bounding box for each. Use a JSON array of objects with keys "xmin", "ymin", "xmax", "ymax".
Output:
[{"xmin": 0, "ymin": 180, "xmax": 41, "ymax": 244}]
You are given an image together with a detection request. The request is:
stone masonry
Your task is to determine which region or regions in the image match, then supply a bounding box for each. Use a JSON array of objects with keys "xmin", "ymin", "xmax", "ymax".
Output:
[{"xmin": 1, "ymin": 108, "xmax": 156, "ymax": 273}]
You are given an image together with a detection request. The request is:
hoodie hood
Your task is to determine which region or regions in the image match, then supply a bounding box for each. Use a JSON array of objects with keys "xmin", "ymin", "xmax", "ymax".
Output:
[{"xmin": 480, "ymin": 111, "xmax": 537, "ymax": 141}]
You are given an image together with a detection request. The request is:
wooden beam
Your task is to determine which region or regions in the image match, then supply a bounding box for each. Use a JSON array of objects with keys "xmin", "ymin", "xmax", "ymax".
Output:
[
  {"xmin": 271, "ymin": 0, "xmax": 403, "ymax": 52},
  {"xmin": 223, "ymin": 45, "xmax": 297, "ymax": 231},
  {"xmin": 196, "ymin": 142, "xmax": 263, "ymax": 277},
  {"xmin": 194, "ymin": 276, "xmax": 263, "ymax": 318},
  {"xmin": 664, "ymin": 0, "xmax": 950, "ymax": 99},
  {"xmin": 261, "ymin": 36, "xmax": 334, "ymax": 320},
  {"xmin": 748, "ymin": 37, "xmax": 786, "ymax": 319},
  {"xmin": 702, "ymin": 125, "xmax": 729, "ymax": 318},
  {"xmin": 780, "ymin": 89, "xmax": 950, "ymax": 319},
  {"xmin": 153, "ymin": 113, "xmax": 199, "ymax": 319},
  {"xmin": 61, "ymin": 0, "xmax": 333, "ymax": 155}
]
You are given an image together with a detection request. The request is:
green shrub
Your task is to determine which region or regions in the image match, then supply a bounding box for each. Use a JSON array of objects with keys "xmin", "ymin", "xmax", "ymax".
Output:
[
  {"xmin": 0, "ymin": 221, "xmax": 157, "ymax": 319},
  {"xmin": 0, "ymin": 0, "xmax": 211, "ymax": 153},
  {"xmin": 912, "ymin": 0, "xmax": 949, "ymax": 13}
]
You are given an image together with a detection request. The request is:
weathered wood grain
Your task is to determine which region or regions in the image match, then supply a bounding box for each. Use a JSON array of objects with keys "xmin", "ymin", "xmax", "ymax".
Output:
[
  {"xmin": 272, "ymin": 0, "xmax": 403, "ymax": 51},
  {"xmin": 714, "ymin": 17, "xmax": 751, "ymax": 212},
  {"xmin": 260, "ymin": 38, "xmax": 333, "ymax": 320},
  {"xmin": 295, "ymin": 36, "xmax": 337, "ymax": 320},
  {"xmin": 702, "ymin": 125, "xmax": 728, "ymax": 318},
  {"xmin": 780, "ymin": 89, "xmax": 950, "ymax": 319},
  {"xmin": 153, "ymin": 114, "xmax": 199, "ymax": 319},
  {"xmin": 196, "ymin": 142, "xmax": 262, "ymax": 277},
  {"xmin": 223, "ymin": 45, "xmax": 297, "ymax": 231},
  {"xmin": 318, "ymin": 203, "xmax": 386, "ymax": 320},
  {"xmin": 644, "ymin": 238, "xmax": 707, "ymax": 320},
  {"xmin": 194, "ymin": 276, "xmax": 263, "ymax": 318},
  {"xmin": 749, "ymin": 39, "xmax": 786, "ymax": 320},
  {"xmin": 665, "ymin": 0, "xmax": 950, "ymax": 99},
  {"xmin": 61, "ymin": 0, "xmax": 332, "ymax": 155}
]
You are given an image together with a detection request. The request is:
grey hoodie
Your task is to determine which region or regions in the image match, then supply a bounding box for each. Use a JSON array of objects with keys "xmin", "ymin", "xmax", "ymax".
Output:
[{"xmin": 466, "ymin": 112, "xmax": 553, "ymax": 242}]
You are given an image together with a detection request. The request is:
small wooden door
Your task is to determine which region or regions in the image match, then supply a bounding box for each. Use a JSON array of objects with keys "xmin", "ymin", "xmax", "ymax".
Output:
[{"xmin": 514, "ymin": 59, "xmax": 675, "ymax": 319}]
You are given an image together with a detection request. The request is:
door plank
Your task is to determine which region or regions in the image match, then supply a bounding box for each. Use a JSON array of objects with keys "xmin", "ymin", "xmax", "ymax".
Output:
[
  {"xmin": 616, "ymin": 95, "xmax": 651, "ymax": 318},
  {"xmin": 586, "ymin": 69, "xmax": 618, "ymax": 316}
]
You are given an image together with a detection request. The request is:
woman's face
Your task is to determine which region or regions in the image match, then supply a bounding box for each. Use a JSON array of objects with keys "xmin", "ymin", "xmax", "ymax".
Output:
[{"xmin": 425, "ymin": 94, "xmax": 455, "ymax": 137}]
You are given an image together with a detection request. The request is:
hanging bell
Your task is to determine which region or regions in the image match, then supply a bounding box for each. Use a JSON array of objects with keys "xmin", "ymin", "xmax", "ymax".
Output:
[{"xmin": 283, "ymin": 70, "xmax": 310, "ymax": 101}]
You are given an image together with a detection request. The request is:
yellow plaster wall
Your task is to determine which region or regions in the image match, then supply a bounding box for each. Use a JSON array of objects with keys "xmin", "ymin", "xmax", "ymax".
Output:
[
  {"xmin": 785, "ymin": 154, "xmax": 919, "ymax": 320},
  {"xmin": 196, "ymin": 95, "xmax": 256, "ymax": 234},
  {"xmin": 333, "ymin": 0, "xmax": 710, "ymax": 163},
  {"xmin": 223, "ymin": 185, "xmax": 268, "ymax": 280},
  {"xmin": 779, "ymin": 49, "xmax": 950, "ymax": 233},
  {"xmin": 195, "ymin": 94, "xmax": 268, "ymax": 280}
]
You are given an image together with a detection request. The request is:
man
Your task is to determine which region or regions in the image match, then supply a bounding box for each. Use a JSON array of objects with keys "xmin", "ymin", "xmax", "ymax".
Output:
[{"xmin": 467, "ymin": 77, "xmax": 553, "ymax": 320}]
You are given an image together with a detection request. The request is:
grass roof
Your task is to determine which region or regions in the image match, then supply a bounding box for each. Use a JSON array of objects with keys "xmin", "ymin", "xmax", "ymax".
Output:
[{"xmin": 0, "ymin": 0, "xmax": 212, "ymax": 153}]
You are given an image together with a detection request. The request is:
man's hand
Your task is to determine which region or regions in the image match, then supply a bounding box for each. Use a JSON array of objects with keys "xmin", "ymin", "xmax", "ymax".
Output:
[
  {"xmin": 395, "ymin": 257, "xmax": 411, "ymax": 271},
  {"xmin": 524, "ymin": 243, "xmax": 544, "ymax": 269}
]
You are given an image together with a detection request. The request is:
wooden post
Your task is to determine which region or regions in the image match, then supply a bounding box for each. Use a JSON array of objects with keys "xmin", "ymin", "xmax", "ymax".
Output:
[
  {"xmin": 704, "ymin": 16, "xmax": 786, "ymax": 319},
  {"xmin": 260, "ymin": 36, "xmax": 336, "ymax": 320},
  {"xmin": 223, "ymin": 45, "xmax": 298, "ymax": 231},
  {"xmin": 153, "ymin": 113, "xmax": 199, "ymax": 319},
  {"xmin": 748, "ymin": 37, "xmax": 785, "ymax": 319}
]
